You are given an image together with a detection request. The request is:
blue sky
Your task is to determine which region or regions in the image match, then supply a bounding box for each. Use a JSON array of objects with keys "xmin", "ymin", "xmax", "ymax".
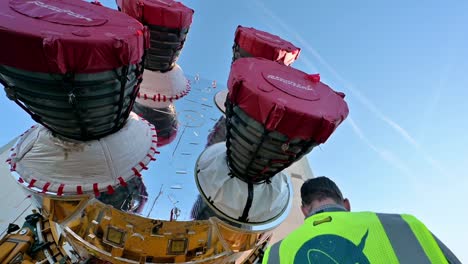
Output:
[{"xmin": 1, "ymin": 0, "xmax": 467, "ymax": 261}]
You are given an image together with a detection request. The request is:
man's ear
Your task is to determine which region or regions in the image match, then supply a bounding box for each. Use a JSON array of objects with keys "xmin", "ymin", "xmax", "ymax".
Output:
[
  {"xmin": 343, "ymin": 198, "xmax": 351, "ymax": 211},
  {"xmin": 301, "ymin": 205, "xmax": 310, "ymax": 217}
]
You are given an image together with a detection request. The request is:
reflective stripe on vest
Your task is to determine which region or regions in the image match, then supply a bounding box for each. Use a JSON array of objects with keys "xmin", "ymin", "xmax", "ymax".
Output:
[
  {"xmin": 264, "ymin": 213, "xmax": 442, "ymax": 264},
  {"xmin": 376, "ymin": 213, "xmax": 431, "ymax": 264},
  {"xmin": 266, "ymin": 240, "xmax": 281, "ymax": 264}
]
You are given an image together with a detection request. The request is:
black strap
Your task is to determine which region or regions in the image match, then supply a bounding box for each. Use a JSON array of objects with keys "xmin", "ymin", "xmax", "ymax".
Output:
[
  {"xmin": 114, "ymin": 65, "xmax": 129, "ymax": 129},
  {"xmin": 239, "ymin": 182, "xmax": 254, "ymax": 222}
]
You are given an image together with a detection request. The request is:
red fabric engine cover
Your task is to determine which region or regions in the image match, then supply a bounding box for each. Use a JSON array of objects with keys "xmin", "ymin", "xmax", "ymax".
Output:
[
  {"xmin": 0, "ymin": 0, "xmax": 146, "ymax": 74},
  {"xmin": 117, "ymin": 0, "xmax": 193, "ymax": 29},
  {"xmin": 228, "ymin": 58, "xmax": 349, "ymax": 143},
  {"xmin": 234, "ymin": 26, "xmax": 301, "ymax": 66}
]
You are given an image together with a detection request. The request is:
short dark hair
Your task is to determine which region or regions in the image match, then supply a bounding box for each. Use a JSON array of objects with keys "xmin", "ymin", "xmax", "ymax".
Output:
[{"xmin": 301, "ymin": 176, "xmax": 344, "ymax": 206}]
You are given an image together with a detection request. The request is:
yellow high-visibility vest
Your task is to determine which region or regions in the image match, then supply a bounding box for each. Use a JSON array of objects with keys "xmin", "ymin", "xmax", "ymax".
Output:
[{"xmin": 263, "ymin": 211, "xmax": 447, "ymax": 264}]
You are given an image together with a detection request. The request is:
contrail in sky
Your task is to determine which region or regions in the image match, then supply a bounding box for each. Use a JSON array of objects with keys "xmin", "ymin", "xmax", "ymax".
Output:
[
  {"xmin": 347, "ymin": 117, "xmax": 413, "ymax": 178},
  {"xmin": 252, "ymin": 0, "xmax": 445, "ymax": 175}
]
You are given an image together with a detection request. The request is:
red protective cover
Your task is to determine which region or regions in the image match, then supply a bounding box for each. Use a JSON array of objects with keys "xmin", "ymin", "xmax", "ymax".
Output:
[
  {"xmin": 0, "ymin": 0, "xmax": 146, "ymax": 74},
  {"xmin": 117, "ymin": 0, "xmax": 194, "ymax": 29},
  {"xmin": 234, "ymin": 26, "xmax": 301, "ymax": 66},
  {"xmin": 228, "ymin": 58, "xmax": 349, "ymax": 143}
]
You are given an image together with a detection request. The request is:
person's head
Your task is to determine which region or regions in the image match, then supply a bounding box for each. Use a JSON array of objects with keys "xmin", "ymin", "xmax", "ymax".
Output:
[{"xmin": 300, "ymin": 176, "xmax": 351, "ymax": 217}]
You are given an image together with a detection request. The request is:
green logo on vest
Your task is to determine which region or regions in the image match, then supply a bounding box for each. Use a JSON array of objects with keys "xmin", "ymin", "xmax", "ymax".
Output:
[{"xmin": 294, "ymin": 230, "xmax": 370, "ymax": 263}]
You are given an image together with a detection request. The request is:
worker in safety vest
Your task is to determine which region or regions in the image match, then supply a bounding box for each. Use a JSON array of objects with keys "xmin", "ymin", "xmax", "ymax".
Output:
[{"xmin": 262, "ymin": 176, "xmax": 461, "ymax": 264}]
